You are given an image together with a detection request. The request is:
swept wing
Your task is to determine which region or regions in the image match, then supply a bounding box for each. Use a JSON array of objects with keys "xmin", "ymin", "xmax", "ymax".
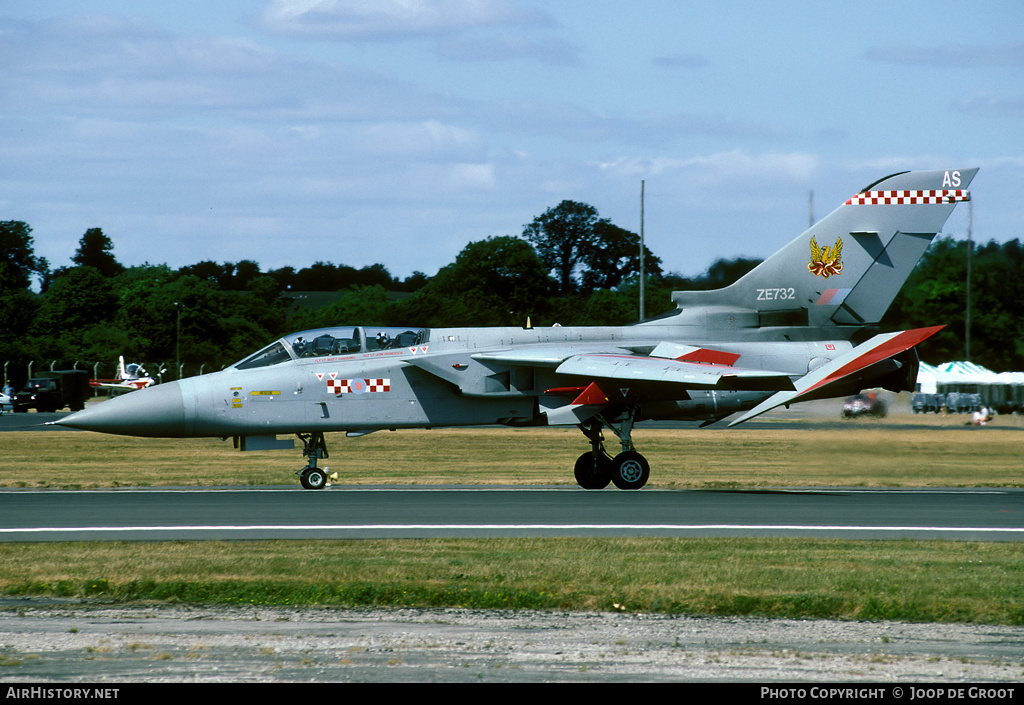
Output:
[{"xmin": 728, "ymin": 326, "xmax": 942, "ymax": 426}]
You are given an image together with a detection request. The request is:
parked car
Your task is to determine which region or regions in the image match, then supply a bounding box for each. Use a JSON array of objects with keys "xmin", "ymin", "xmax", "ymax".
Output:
[{"xmin": 842, "ymin": 393, "xmax": 887, "ymax": 419}]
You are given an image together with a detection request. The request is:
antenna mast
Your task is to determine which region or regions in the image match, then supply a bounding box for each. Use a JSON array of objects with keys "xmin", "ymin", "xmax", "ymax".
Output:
[
  {"xmin": 966, "ymin": 198, "xmax": 972, "ymax": 362},
  {"xmin": 639, "ymin": 180, "xmax": 645, "ymax": 322}
]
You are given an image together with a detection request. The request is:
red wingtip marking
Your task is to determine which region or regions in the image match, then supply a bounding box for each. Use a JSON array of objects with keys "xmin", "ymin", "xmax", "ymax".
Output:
[{"xmin": 804, "ymin": 326, "xmax": 944, "ymax": 395}]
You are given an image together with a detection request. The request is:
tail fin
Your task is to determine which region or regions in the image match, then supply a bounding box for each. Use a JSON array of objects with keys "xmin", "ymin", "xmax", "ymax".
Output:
[{"xmin": 667, "ymin": 169, "xmax": 977, "ymax": 337}]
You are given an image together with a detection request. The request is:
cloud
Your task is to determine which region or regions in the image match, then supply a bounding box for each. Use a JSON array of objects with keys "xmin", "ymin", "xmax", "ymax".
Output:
[
  {"xmin": 954, "ymin": 90, "xmax": 1024, "ymax": 119},
  {"xmin": 596, "ymin": 150, "xmax": 819, "ymax": 182},
  {"xmin": 482, "ymin": 101, "xmax": 785, "ymax": 145},
  {"xmin": 866, "ymin": 41, "xmax": 1024, "ymax": 68},
  {"xmin": 435, "ymin": 34, "xmax": 581, "ymax": 65},
  {"xmin": 0, "ymin": 13, "xmax": 469, "ymax": 125},
  {"xmin": 258, "ymin": 0, "xmax": 554, "ymax": 40}
]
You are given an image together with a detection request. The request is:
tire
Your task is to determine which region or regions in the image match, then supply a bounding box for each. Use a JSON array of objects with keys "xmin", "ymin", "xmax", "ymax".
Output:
[
  {"xmin": 300, "ymin": 467, "xmax": 327, "ymax": 490},
  {"xmin": 611, "ymin": 451, "xmax": 650, "ymax": 490},
  {"xmin": 574, "ymin": 452, "xmax": 612, "ymax": 490}
]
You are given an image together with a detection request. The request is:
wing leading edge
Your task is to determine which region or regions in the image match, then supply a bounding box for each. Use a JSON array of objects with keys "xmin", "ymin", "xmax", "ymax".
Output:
[{"xmin": 555, "ymin": 353, "xmax": 795, "ymax": 392}]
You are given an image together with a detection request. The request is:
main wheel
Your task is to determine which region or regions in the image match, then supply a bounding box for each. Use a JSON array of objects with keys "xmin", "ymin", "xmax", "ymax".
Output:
[
  {"xmin": 300, "ymin": 466, "xmax": 328, "ymax": 490},
  {"xmin": 610, "ymin": 451, "xmax": 650, "ymax": 490},
  {"xmin": 574, "ymin": 451, "xmax": 612, "ymax": 489}
]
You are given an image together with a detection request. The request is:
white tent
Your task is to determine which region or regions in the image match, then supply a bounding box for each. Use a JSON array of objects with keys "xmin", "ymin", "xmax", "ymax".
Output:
[
  {"xmin": 917, "ymin": 361, "xmax": 1000, "ymax": 390},
  {"xmin": 916, "ymin": 362, "xmax": 938, "ymax": 394},
  {"xmin": 917, "ymin": 360, "xmax": 995, "ymax": 387},
  {"xmin": 933, "ymin": 361, "xmax": 1001, "ymax": 384},
  {"xmin": 996, "ymin": 371, "xmax": 1024, "ymax": 384},
  {"xmin": 917, "ymin": 362, "xmax": 1024, "ymax": 413}
]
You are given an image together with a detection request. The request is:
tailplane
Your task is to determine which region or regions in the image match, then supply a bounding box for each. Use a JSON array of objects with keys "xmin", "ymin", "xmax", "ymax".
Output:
[{"xmin": 663, "ymin": 169, "xmax": 977, "ymax": 338}]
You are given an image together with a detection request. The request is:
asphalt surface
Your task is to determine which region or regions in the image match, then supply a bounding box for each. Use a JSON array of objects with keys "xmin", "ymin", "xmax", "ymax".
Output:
[{"xmin": 2, "ymin": 485, "xmax": 1022, "ymax": 542}]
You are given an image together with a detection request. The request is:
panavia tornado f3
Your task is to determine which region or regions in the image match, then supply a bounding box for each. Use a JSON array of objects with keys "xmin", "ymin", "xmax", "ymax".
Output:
[{"xmin": 58, "ymin": 168, "xmax": 977, "ymax": 490}]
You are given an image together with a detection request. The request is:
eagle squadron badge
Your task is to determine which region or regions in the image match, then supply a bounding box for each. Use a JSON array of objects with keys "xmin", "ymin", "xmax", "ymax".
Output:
[{"xmin": 808, "ymin": 236, "xmax": 843, "ymax": 278}]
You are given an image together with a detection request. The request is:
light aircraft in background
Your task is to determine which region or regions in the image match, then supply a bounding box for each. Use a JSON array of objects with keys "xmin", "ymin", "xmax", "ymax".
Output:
[
  {"xmin": 58, "ymin": 168, "xmax": 976, "ymax": 490},
  {"xmin": 90, "ymin": 357, "xmax": 157, "ymax": 394}
]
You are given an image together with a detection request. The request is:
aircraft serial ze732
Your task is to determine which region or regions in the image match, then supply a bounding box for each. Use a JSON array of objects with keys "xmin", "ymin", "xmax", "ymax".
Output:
[{"xmin": 58, "ymin": 168, "xmax": 977, "ymax": 490}]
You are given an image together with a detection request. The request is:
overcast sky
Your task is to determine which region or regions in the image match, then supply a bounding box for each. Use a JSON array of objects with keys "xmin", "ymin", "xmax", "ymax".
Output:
[{"xmin": 3, "ymin": 0, "xmax": 1022, "ymax": 281}]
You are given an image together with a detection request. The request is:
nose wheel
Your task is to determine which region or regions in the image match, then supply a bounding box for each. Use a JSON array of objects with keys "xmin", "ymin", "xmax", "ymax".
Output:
[
  {"xmin": 296, "ymin": 432, "xmax": 336, "ymax": 490},
  {"xmin": 299, "ymin": 466, "xmax": 329, "ymax": 490}
]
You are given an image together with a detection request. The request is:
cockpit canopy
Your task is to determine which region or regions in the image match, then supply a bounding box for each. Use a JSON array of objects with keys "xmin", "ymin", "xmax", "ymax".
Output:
[{"xmin": 233, "ymin": 326, "xmax": 428, "ymax": 370}]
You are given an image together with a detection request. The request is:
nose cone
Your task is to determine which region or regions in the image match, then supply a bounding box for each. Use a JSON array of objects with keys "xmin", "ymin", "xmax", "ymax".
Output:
[{"xmin": 57, "ymin": 381, "xmax": 189, "ymax": 437}]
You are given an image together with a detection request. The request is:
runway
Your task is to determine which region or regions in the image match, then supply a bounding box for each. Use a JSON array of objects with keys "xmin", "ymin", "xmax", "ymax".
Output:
[{"xmin": 2, "ymin": 485, "xmax": 1021, "ymax": 542}]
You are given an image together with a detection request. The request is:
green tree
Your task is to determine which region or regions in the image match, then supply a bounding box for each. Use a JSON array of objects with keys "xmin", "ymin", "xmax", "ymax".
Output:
[
  {"xmin": 32, "ymin": 266, "xmax": 116, "ymax": 336},
  {"xmin": 292, "ymin": 285, "xmax": 395, "ymax": 331},
  {"xmin": 399, "ymin": 237, "xmax": 554, "ymax": 326},
  {"xmin": 523, "ymin": 200, "xmax": 603, "ymax": 296},
  {"xmin": 72, "ymin": 228, "xmax": 124, "ymax": 278},
  {"xmin": 885, "ymin": 237, "xmax": 1024, "ymax": 370},
  {"xmin": 523, "ymin": 201, "xmax": 657, "ymax": 297},
  {"xmin": 664, "ymin": 257, "xmax": 762, "ymax": 291},
  {"xmin": 0, "ymin": 220, "xmax": 48, "ymax": 292},
  {"xmin": 580, "ymin": 220, "xmax": 662, "ymax": 292}
]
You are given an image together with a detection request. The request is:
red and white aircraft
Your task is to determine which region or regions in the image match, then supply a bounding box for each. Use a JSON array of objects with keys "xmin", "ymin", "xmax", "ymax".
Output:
[{"xmin": 90, "ymin": 357, "xmax": 157, "ymax": 394}]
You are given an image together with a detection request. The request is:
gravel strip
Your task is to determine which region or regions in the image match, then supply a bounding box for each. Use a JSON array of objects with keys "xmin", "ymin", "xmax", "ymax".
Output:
[{"xmin": 1, "ymin": 600, "xmax": 1022, "ymax": 682}]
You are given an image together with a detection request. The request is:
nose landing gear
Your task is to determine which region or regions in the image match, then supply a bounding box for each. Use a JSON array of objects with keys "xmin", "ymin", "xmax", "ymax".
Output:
[{"xmin": 296, "ymin": 432, "xmax": 337, "ymax": 490}]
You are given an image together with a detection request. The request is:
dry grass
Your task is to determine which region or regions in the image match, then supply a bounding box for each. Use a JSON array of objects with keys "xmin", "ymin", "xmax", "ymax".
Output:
[{"xmin": 2, "ymin": 411, "xmax": 1022, "ymax": 488}]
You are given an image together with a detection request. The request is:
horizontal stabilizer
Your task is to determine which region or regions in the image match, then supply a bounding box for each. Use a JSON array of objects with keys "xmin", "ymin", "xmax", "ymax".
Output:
[{"xmin": 727, "ymin": 326, "xmax": 943, "ymax": 426}]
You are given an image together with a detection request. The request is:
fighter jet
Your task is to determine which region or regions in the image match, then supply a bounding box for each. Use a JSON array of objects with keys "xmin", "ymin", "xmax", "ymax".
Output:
[{"xmin": 57, "ymin": 168, "xmax": 976, "ymax": 490}]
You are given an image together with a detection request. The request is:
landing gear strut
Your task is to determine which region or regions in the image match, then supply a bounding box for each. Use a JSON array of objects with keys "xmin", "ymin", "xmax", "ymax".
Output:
[
  {"xmin": 296, "ymin": 432, "xmax": 335, "ymax": 490},
  {"xmin": 575, "ymin": 409, "xmax": 650, "ymax": 490}
]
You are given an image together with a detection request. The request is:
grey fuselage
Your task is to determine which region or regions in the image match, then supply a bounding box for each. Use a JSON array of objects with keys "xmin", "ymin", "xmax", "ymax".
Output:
[{"xmin": 78, "ymin": 318, "xmax": 852, "ymax": 439}]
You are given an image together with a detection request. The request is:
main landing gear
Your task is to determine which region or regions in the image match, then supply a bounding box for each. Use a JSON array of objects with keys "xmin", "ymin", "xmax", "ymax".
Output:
[
  {"xmin": 574, "ymin": 410, "xmax": 650, "ymax": 490},
  {"xmin": 296, "ymin": 432, "xmax": 337, "ymax": 490}
]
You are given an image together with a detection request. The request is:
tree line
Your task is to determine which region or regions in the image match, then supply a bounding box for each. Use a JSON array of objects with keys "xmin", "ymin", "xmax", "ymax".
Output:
[
  {"xmin": 0, "ymin": 203, "xmax": 670, "ymax": 381},
  {"xmin": 2, "ymin": 208, "xmax": 1021, "ymax": 385}
]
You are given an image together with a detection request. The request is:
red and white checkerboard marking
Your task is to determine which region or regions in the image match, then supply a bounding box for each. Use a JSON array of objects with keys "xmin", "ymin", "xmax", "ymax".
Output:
[
  {"xmin": 333, "ymin": 378, "xmax": 390, "ymax": 395},
  {"xmin": 845, "ymin": 189, "xmax": 970, "ymax": 205},
  {"xmin": 317, "ymin": 374, "xmax": 391, "ymax": 395}
]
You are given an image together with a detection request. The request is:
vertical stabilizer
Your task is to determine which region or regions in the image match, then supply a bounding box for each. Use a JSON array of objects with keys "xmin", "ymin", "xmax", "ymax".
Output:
[{"xmin": 668, "ymin": 169, "xmax": 977, "ymax": 337}]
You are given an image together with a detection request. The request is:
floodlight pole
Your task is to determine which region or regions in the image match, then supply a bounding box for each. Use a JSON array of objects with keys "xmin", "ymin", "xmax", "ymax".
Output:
[
  {"xmin": 965, "ymin": 198, "xmax": 972, "ymax": 362},
  {"xmin": 639, "ymin": 180, "xmax": 645, "ymax": 323},
  {"xmin": 175, "ymin": 302, "xmax": 183, "ymax": 379}
]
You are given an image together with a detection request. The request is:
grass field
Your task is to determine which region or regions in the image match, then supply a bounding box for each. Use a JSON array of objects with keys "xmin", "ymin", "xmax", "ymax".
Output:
[
  {"xmin": 1, "ymin": 411, "xmax": 1021, "ymax": 489},
  {"xmin": 1, "ymin": 408, "xmax": 1022, "ymax": 623},
  {"xmin": 1, "ymin": 538, "xmax": 1022, "ymax": 624}
]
